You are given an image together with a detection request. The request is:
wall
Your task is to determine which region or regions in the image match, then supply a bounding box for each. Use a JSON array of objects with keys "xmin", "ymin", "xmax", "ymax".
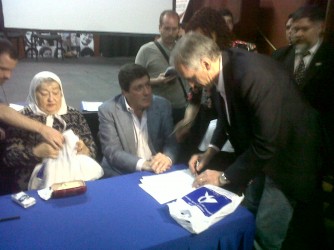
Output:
[
  {"xmin": 258, "ymin": 0, "xmax": 307, "ymax": 54},
  {"xmin": 2, "ymin": 0, "xmax": 173, "ymax": 35}
]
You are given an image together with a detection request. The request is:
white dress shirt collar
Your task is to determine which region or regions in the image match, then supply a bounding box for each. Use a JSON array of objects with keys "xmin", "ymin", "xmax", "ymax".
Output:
[{"xmin": 295, "ymin": 39, "xmax": 322, "ymax": 69}]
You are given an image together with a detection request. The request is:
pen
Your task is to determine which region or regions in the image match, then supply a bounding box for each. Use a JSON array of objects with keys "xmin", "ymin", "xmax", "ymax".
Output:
[
  {"xmin": 0, "ymin": 215, "xmax": 20, "ymax": 223},
  {"xmin": 195, "ymin": 160, "xmax": 200, "ymax": 174}
]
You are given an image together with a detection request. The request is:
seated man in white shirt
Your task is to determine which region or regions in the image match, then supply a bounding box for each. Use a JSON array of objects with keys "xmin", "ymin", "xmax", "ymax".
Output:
[{"xmin": 98, "ymin": 63, "xmax": 179, "ymax": 177}]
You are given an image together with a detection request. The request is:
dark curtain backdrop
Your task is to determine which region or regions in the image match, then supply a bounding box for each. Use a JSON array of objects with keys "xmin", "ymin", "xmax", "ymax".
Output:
[{"xmin": 99, "ymin": 35, "xmax": 155, "ymax": 57}]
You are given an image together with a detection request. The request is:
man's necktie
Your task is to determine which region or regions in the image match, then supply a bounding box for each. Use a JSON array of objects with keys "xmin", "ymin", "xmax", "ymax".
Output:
[{"xmin": 294, "ymin": 51, "xmax": 310, "ymax": 85}]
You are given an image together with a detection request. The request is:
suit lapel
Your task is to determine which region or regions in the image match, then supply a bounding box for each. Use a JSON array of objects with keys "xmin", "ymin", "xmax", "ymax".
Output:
[
  {"xmin": 303, "ymin": 43, "xmax": 326, "ymax": 87},
  {"xmin": 146, "ymin": 99, "xmax": 157, "ymax": 155},
  {"xmin": 117, "ymin": 97, "xmax": 137, "ymax": 154},
  {"xmin": 221, "ymin": 51, "xmax": 232, "ymax": 131}
]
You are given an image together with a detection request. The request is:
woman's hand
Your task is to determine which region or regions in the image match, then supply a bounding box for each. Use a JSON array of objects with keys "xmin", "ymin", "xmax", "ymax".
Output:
[
  {"xmin": 33, "ymin": 142, "xmax": 60, "ymax": 159},
  {"xmin": 76, "ymin": 140, "xmax": 90, "ymax": 156}
]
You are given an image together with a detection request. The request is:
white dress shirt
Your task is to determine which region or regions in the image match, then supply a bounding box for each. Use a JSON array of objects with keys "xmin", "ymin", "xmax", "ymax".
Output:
[
  {"xmin": 208, "ymin": 55, "xmax": 234, "ymax": 153},
  {"xmin": 124, "ymin": 97, "xmax": 152, "ymax": 171},
  {"xmin": 216, "ymin": 55, "xmax": 230, "ymax": 125},
  {"xmin": 294, "ymin": 39, "xmax": 322, "ymax": 71}
]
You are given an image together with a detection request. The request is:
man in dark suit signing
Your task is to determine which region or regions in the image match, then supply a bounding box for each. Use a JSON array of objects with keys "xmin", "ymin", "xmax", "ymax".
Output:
[
  {"xmin": 272, "ymin": 5, "xmax": 334, "ymax": 176},
  {"xmin": 171, "ymin": 32, "xmax": 326, "ymax": 249}
]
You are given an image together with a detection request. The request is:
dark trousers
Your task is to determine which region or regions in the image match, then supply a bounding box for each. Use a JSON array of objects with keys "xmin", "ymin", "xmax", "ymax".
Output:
[{"xmin": 244, "ymin": 176, "xmax": 327, "ymax": 250}]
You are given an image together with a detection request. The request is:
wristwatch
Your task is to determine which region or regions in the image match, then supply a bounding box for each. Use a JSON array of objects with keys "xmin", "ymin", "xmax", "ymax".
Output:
[{"xmin": 219, "ymin": 172, "xmax": 230, "ymax": 186}]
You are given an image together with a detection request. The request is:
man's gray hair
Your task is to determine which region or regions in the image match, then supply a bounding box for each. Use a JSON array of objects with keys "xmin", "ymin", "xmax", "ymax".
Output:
[{"xmin": 170, "ymin": 32, "xmax": 221, "ymax": 69}]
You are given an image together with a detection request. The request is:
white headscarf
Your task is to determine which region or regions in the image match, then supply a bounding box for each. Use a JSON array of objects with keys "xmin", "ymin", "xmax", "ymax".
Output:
[{"xmin": 27, "ymin": 71, "xmax": 67, "ymax": 129}]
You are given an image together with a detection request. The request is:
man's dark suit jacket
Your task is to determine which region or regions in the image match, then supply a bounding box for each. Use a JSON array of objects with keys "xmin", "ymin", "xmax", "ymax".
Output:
[
  {"xmin": 272, "ymin": 42, "xmax": 334, "ymax": 115},
  {"xmin": 211, "ymin": 49, "xmax": 322, "ymax": 203},
  {"xmin": 272, "ymin": 42, "xmax": 334, "ymax": 175}
]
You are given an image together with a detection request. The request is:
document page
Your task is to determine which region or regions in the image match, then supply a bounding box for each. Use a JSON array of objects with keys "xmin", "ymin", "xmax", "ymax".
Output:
[
  {"xmin": 81, "ymin": 101, "xmax": 103, "ymax": 111},
  {"xmin": 9, "ymin": 103, "xmax": 24, "ymax": 111},
  {"xmin": 139, "ymin": 169, "xmax": 195, "ymax": 204}
]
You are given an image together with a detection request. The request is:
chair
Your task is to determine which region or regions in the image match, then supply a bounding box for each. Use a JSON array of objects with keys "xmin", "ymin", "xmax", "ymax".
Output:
[{"xmin": 81, "ymin": 111, "xmax": 102, "ymax": 163}]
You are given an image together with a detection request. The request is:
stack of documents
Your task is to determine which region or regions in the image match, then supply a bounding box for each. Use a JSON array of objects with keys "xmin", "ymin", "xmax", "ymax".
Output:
[{"xmin": 139, "ymin": 169, "xmax": 195, "ymax": 204}]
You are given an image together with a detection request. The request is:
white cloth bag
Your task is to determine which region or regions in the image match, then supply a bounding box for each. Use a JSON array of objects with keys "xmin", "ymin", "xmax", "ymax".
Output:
[
  {"xmin": 168, "ymin": 184, "xmax": 244, "ymax": 234},
  {"xmin": 28, "ymin": 129, "xmax": 103, "ymax": 190}
]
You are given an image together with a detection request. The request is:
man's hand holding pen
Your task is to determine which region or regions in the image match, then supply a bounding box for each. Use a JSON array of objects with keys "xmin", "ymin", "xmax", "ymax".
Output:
[
  {"xmin": 188, "ymin": 150, "xmax": 230, "ymax": 188},
  {"xmin": 188, "ymin": 153, "xmax": 206, "ymax": 175}
]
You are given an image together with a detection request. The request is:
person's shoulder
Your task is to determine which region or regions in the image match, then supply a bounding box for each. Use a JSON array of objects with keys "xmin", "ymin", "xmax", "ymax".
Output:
[
  {"xmin": 227, "ymin": 47, "xmax": 283, "ymax": 75},
  {"xmin": 153, "ymin": 94, "xmax": 168, "ymax": 102},
  {"xmin": 272, "ymin": 45, "xmax": 294, "ymax": 59},
  {"xmin": 320, "ymin": 41, "xmax": 334, "ymax": 49},
  {"xmin": 225, "ymin": 47, "xmax": 258, "ymax": 62},
  {"xmin": 317, "ymin": 42, "xmax": 334, "ymax": 57},
  {"xmin": 272, "ymin": 46, "xmax": 289, "ymax": 54},
  {"xmin": 66, "ymin": 106, "xmax": 83, "ymax": 116},
  {"xmin": 312, "ymin": 42, "xmax": 334, "ymax": 69},
  {"xmin": 99, "ymin": 95, "xmax": 122, "ymax": 111},
  {"xmin": 227, "ymin": 47, "xmax": 254, "ymax": 56},
  {"xmin": 21, "ymin": 106, "xmax": 34, "ymax": 116},
  {"xmin": 138, "ymin": 41, "xmax": 156, "ymax": 50},
  {"xmin": 136, "ymin": 41, "xmax": 160, "ymax": 62},
  {"xmin": 152, "ymin": 95, "xmax": 171, "ymax": 107}
]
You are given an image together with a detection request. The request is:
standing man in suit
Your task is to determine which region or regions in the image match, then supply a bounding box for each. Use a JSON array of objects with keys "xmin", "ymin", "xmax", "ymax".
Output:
[
  {"xmin": 98, "ymin": 63, "xmax": 178, "ymax": 177},
  {"xmin": 272, "ymin": 5, "xmax": 334, "ymax": 177},
  {"xmin": 171, "ymin": 32, "xmax": 326, "ymax": 249}
]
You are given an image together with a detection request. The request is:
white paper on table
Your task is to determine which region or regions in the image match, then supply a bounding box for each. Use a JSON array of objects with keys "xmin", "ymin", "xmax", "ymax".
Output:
[
  {"xmin": 81, "ymin": 101, "xmax": 102, "ymax": 111},
  {"xmin": 139, "ymin": 169, "xmax": 195, "ymax": 204}
]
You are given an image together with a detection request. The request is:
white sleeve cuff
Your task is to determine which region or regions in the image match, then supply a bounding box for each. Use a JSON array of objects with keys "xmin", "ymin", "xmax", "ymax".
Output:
[
  {"xmin": 136, "ymin": 158, "xmax": 146, "ymax": 171},
  {"xmin": 166, "ymin": 157, "xmax": 172, "ymax": 165},
  {"xmin": 208, "ymin": 144, "xmax": 220, "ymax": 152}
]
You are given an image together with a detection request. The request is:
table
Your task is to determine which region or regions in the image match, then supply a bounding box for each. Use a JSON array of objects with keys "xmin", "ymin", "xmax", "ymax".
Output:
[{"xmin": 0, "ymin": 165, "xmax": 255, "ymax": 249}]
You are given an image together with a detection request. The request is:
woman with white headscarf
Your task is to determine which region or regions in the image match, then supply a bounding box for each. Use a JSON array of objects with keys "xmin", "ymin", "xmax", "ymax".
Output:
[{"xmin": 2, "ymin": 71, "xmax": 97, "ymax": 191}]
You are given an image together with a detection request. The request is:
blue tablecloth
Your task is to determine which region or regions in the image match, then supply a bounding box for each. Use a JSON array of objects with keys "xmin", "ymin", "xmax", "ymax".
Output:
[{"xmin": 0, "ymin": 165, "xmax": 255, "ymax": 249}]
